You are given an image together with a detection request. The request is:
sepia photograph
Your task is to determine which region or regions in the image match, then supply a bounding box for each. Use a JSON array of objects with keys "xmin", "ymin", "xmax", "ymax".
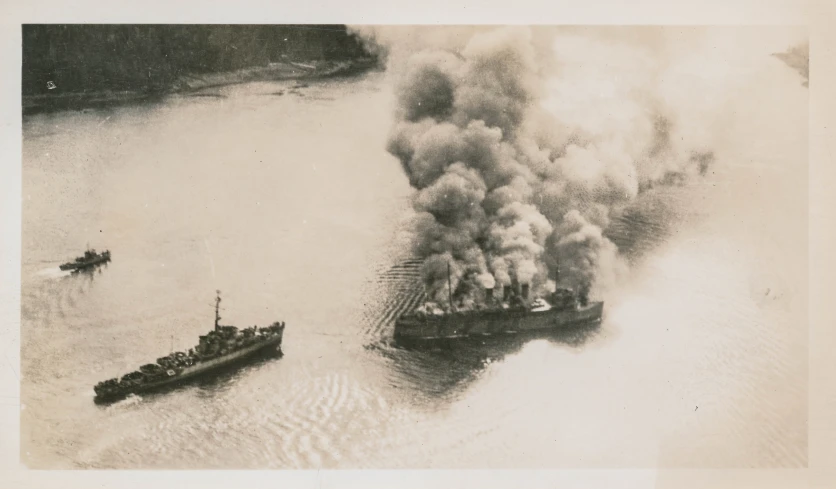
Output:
[{"xmin": 10, "ymin": 18, "xmax": 819, "ymax": 475}]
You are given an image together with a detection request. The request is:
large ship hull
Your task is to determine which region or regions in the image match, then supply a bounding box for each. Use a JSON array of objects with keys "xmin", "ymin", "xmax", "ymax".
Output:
[
  {"xmin": 394, "ymin": 301, "xmax": 603, "ymax": 345},
  {"xmin": 94, "ymin": 334, "xmax": 282, "ymax": 403}
]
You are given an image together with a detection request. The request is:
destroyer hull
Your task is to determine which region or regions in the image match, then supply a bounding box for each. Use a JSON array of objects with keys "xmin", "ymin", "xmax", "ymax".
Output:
[
  {"xmin": 94, "ymin": 334, "xmax": 282, "ymax": 402},
  {"xmin": 394, "ymin": 301, "xmax": 603, "ymax": 344}
]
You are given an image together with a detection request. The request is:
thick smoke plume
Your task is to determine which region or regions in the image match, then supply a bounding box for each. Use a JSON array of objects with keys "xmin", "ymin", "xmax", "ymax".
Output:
[{"xmin": 350, "ymin": 26, "xmax": 795, "ymax": 310}]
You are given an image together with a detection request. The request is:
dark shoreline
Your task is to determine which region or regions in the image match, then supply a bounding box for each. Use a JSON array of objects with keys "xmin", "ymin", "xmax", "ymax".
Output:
[{"xmin": 22, "ymin": 58, "xmax": 379, "ymax": 116}]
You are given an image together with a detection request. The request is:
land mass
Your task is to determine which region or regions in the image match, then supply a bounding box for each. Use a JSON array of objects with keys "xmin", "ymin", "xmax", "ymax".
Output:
[{"xmin": 22, "ymin": 25, "xmax": 378, "ymax": 115}]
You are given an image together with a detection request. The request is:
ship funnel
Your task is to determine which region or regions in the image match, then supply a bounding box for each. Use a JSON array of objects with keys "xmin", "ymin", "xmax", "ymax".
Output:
[
  {"xmin": 485, "ymin": 287, "xmax": 494, "ymax": 302},
  {"xmin": 521, "ymin": 283, "xmax": 530, "ymax": 300},
  {"xmin": 503, "ymin": 285, "xmax": 511, "ymax": 302}
]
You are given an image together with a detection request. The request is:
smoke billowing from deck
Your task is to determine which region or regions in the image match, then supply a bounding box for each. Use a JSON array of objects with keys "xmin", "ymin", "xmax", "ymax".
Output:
[{"xmin": 350, "ymin": 26, "xmax": 779, "ymax": 310}]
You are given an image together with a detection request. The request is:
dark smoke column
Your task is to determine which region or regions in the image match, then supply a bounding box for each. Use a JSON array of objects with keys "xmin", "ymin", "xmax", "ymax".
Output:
[{"xmin": 374, "ymin": 26, "xmax": 713, "ymax": 311}]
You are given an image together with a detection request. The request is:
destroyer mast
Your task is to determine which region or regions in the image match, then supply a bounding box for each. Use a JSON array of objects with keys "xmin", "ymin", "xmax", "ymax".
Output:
[{"xmin": 214, "ymin": 290, "xmax": 222, "ymax": 331}]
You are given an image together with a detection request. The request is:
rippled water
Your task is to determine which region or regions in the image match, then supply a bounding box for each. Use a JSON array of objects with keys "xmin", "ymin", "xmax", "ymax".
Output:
[{"xmin": 21, "ymin": 65, "xmax": 807, "ymax": 469}]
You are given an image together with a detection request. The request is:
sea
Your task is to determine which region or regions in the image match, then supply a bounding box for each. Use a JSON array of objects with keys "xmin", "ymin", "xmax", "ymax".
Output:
[{"xmin": 20, "ymin": 60, "xmax": 808, "ymax": 468}]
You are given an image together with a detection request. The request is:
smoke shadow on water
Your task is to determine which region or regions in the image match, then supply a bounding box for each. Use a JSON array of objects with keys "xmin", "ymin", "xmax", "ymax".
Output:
[{"xmin": 606, "ymin": 188, "xmax": 693, "ymax": 265}]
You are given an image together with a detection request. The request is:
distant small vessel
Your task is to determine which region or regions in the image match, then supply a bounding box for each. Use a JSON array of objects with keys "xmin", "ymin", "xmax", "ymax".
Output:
[
  {"xmin": 394, "ymin": 263, "xmax": 603, "ymax": 346},
  {"xmin": 59, "ymin": 248, "xmax": 111, "ymax": 271},
  {"xmin": 93, "ymin": 291, "xmax": 285, "ymax": 403}
]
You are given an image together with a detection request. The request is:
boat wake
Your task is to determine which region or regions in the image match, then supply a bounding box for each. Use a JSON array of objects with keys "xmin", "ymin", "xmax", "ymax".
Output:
[
  {"xmin": 22, "ymin": 266, "xmax": 96, "ymax": 327},
  {"xmin": 104, "ymin": 394, "xmax": 143, "ymax": 411},
  {"xmin": 34, "ymin": 267, "xmax": 72, "ymax": 280},
  {"xmin": 359, "ymin": 258, "xmax": 424, "ymax": 343}
]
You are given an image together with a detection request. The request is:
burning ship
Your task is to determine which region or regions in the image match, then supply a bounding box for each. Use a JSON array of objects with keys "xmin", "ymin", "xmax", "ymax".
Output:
[
  {"xmin": 59, "ymin": 248, "xmax": 111, "ymax": 271},
  {"xmin": 393, "ymin": 264, "xmax": 603, "ymax": 346},
  {"xmin": 93, "ymin": 291, "xmax": 285, "ymax": 402}
]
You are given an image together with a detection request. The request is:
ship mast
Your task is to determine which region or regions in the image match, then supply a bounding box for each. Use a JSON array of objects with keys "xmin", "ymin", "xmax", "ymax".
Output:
[
  {"xmin": 214, "ymin": 290, "xmax": 222, "ymax": 331},
  {"xmin": 447, "ymin": 262, "xmax": 455, "ymax": 313}
]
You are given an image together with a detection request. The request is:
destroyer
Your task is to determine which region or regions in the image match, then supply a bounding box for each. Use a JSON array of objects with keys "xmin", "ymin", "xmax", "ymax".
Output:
[
  {"xmin": 394, "ymin": 264, "xmax": 603, "ymax": 346},
  {"xmin": 93, "ymin": 291, "xmax": 285, "ymax": 402},
  {"xmin": 59, "ymin": 248, "xmax": 111, "ymax": 271}
]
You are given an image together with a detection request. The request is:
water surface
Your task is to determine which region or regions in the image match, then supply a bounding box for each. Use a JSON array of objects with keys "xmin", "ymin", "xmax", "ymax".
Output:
[{"xmin": 21, "ymin": 67, "xmax": 807, "ymax": 469}]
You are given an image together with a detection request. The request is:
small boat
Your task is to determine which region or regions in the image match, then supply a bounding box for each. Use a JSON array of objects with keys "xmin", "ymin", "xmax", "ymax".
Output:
[{"xmin": 59, "ymin": 248, "xmax": 111, "ymax": 271}]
